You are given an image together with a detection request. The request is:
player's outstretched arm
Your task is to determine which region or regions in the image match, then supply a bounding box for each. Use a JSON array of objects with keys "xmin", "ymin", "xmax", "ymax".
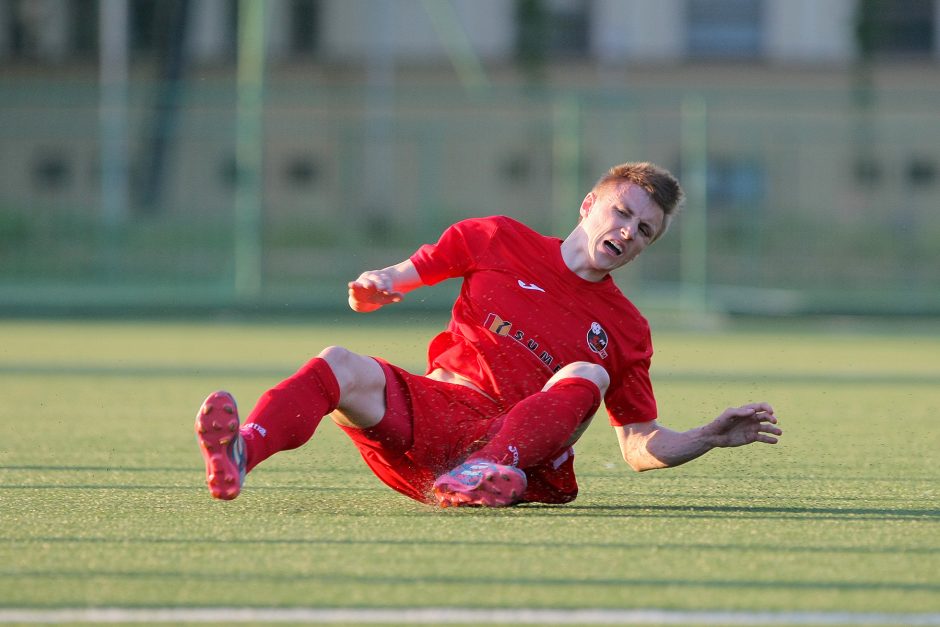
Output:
[
  {"xmin": 348, "ymin": 259, "xmax": 425, "ymax": 313},
  {"xmin": 617, "ymin": 403, "xmax": 781, "ymax": 472}
]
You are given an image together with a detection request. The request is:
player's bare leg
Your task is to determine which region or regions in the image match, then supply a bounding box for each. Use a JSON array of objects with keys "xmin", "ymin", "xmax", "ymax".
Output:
[{"xmin": 318, "ymin": 345, "xmax": 388, "ymax": 429}]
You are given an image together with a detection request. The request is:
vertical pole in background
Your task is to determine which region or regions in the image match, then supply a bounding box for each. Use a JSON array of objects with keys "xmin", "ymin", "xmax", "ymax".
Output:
[
  {"xmin": 234, "ymin": 0, "xmax": 265, "ymax": 302},
  {"xmin": 680, "ymin": 94, "xmax": 708, "ymax": 317},
  {"xmin": 420, "ymin": 0, "xmax": 489, "ymax": 94},
  {"xmin": 362, "ymin": 0, "xmax": 394, "ymax": 244},
  {"xmin": 552, "ymin": 96, "xmax": 581, "ymax": 236},
  {"xmin": 98, "ymin": 0, "xmax": 129, "ymax": 276}
]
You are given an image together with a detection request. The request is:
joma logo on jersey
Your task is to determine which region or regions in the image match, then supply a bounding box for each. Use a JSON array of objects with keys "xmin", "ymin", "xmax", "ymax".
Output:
[
  {"xmin": 485, "ymin": 312, "xmax": 561, "ymax": 371},
  {"xmin": 586, "ymin": 321, "xmax": 609, "ymax": 358}
]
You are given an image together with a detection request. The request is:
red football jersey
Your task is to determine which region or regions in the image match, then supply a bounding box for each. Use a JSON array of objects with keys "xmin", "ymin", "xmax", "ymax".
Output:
[{"xmin": 410, "ymin": 216, "xmax": 657, "ymax": 426}]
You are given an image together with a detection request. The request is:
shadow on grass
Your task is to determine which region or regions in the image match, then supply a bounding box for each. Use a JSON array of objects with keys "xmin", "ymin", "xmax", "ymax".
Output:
[
  {"xmin": 11, "ymin": 534, "xmax": 940, "ymax": 557},
  {"xmin": 5, "ymin": 487, "xmax": 937, "ymax": 518},
  {"xmin": 4, "ymin": 465, "xmax": 938, "ymax": 521},
  {"xmin": 1, "ymin": 568, "xmax": 937, "ymax": 594},
  {"xmin": 552, "ymin": 503, "xmax": 940, "ymax": 521}
]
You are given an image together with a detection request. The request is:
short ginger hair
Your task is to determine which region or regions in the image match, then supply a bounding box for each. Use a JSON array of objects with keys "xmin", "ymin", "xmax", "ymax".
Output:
[{"xmin": 593, "ymin": 162, "xmax": 684, "ymax": 241}]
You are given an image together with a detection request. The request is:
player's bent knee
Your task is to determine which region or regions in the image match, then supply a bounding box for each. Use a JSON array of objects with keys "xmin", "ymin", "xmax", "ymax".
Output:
[
  {"xmin": 318, "ymin": 345, "xmax": 372, "ymax": 371},
  {"xmin": 316, "ymin": 346, "xmax": 388, "ymax": 428},
  {"xmin": 318, "ymin": 345, "xmax": 352, "ymax": 380},
  {"xmin": 545, "ymin": 361, "xmax": 610, "ymax": 395},
  {"xmin": 319, "ymin": 344, "xmax": 385, "ymax": 393},
  {"xmin": 318, "ymin": 345, "xmax": 354, "ymax": 365},
  {"xmin": 318, "ymin": 346, "xmax": 380, "ymax": 389}
]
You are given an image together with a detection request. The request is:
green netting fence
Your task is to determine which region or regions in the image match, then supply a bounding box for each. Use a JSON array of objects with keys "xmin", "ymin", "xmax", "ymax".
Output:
[{"xmin": 1, "ymin": 79, "xmax": 939, "ymax": 316}]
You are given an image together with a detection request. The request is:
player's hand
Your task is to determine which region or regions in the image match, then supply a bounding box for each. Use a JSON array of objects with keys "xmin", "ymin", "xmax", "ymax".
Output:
[
  {"xmin": 348, "ymin": 270, "xmax": 404, "ymax": 313},
  {"xmin": 701, "ymin": 402, "xmax": 781, "ymax": 448}
]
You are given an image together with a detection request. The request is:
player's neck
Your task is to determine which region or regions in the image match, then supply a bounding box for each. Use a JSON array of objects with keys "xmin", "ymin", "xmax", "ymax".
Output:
[{"xmin": 560, "ymin": 233, "xmax": 608, "ymax": 283}]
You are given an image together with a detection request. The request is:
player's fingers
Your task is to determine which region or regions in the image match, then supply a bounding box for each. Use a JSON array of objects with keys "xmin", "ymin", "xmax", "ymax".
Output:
[
  {"xmin": 728, "ymin": 403, "xmax": 777, "ymax": 425},
  {"xmin": 744, "ymin": 401, "xmax": 775, "ymax": 415},
  {"xmin": 721, "ymin": 405, "xmax": 760, "ymax": 420},
  {"xmin": 350, "ymin": 275, "xmax": 392, "ymax": 295},
  {"xmin": 759, "ymin": 423, "xmax": 783, "ymax": 436},
  {"xmin": 753, "ymin": 409, "xmax": 778, "ymax": 424},
  {"xmin": 364, "ymin": 271, "xmax": 396, "ymax": 290},
  {"xmin": 348, "ymin": 280, "xmax": 375, "ymax": 296},
  {"xmin": 348, "ymin": 282, "xmax": 381, "ymax": 312},
  {"xmin": 347, "ymin": 296, "xmax": 374, "ymax": 313},
  {"xmin": 347, "ymin": 286, "xmax": 374, "ymax": 305}
]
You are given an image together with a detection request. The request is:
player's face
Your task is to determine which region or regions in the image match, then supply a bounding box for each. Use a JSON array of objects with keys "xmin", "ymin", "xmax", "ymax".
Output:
[{"xmin": 578, "ymin": 181, "xmax": 664, "ymax": 274}]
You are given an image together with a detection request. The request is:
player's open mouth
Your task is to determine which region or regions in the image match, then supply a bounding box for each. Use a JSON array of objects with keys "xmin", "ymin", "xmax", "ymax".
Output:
[{"xmin": 604, "ymin": 240, "xmax": 623, "ymax": 256}]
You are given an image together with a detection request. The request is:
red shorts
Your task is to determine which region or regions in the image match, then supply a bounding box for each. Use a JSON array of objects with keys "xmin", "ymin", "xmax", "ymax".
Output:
[{"xmin": 339, "ymin": 358, "xmax": 580, "ymax": 505}]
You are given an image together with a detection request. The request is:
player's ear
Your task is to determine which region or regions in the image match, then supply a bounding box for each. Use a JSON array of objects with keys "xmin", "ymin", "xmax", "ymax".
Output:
[{"xmin": 579, "ymin": 192, "xmax": 596, "ymax": 219}]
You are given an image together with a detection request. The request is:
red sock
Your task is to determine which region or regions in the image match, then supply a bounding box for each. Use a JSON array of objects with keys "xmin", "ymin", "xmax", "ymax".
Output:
[
  {"xmin": 240, "ymin": 357, "xmax": 341, "ymax": 472},
  {"xmin": 471, "ymin": 377, "xmax": 601, "ymax": 469}
]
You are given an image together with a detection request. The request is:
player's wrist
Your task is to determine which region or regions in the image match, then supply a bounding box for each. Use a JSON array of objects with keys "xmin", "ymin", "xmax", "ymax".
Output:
[{"xmin": 688, "ymin": 425, "xmax": 720, "ymax": 450}]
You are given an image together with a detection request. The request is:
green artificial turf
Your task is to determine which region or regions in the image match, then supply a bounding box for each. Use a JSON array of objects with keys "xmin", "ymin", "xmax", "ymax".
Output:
[{"xmin": 0, "ymin": 317, "xmax": 938, "ymax": 614}]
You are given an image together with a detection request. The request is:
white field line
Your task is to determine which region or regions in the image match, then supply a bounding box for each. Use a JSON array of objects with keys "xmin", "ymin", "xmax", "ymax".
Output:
[{"xmin": 1, "ymin": 608, "xmax": 940, "ymax": 625}]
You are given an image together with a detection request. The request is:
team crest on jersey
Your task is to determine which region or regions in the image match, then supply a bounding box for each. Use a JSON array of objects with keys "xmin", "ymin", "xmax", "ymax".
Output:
[{"xmin": 586, "ymin": 322, "xmax": 609, "ymax": 358}]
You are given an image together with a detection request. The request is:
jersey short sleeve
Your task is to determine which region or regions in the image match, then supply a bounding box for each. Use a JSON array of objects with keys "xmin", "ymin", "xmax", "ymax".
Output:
[
  {"xmin": 410, "ymin": 218, "xmax": 499, "ymax": 286},
  {"xmin": 604, "ymin": 358, "xmax": 657, "ymax": 426}
]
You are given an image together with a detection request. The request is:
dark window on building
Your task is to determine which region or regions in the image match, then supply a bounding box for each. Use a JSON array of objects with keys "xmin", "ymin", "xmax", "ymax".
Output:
[
  {"xmin": 129, "ymin": 0, "xmax": 198, "ymax": 60},
  {"xmin": 2, "ymin": 0, "xmax": 95, "ymax": 60},
  {"xmin": 545, "ymin": 0, "xmax": 590, "ymax": 58},
  {"xmin": 707, "ymin": 158, "xmax": 765, "ymax": 207},
  {"xmin": 33, "ymin": 151, "xmax": 72, "ymax": 191},
  {"xmin": 225, "ymin": 0, "xmax": 238, "ymax": 59},
  {"xmin": 516, "ymin": 0, "xmax": 590, "ymax": 67},
  {"xmin": 687, "ymin": 0, "xmax": 764, "ymax": 59},
  {"xmin": 129, "ymin": 0, "xmax": 165, "ymax": 53},
  {"xmin": 289, "ymin": 0, "xmax": 320, "ymax": 55},
  {"xmin": 7, "ymin": 0, "xmax": 33, "ymax": 59},
  {"xmin": 72, "ymin": 0, "xmax": 99, "ymax": 56},
  {"xmin": 856, "ymin": 0, "xmax": 935, "ymax": 58}
]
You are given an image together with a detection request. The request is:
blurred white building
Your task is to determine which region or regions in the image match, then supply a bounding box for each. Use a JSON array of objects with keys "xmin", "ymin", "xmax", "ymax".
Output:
[
  {"xmin": 0, "ymin": 0, "xmax": 937, "ymax": 69},
  {"xmin": 1, "ymin": 1, "xmax": 939, "ymax": 314}
]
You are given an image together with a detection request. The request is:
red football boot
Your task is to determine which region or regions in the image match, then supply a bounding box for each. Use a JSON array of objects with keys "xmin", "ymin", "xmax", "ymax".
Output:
[
  {"xmin": 433, "ymin": 460, "xmax": 527, "ymax": 507},
  {"xmin": 195, "ymin": 391, "xmax": 247, "ymax": 500}
]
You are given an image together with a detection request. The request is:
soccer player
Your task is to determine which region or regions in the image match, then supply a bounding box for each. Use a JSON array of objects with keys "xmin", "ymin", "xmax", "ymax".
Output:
[{"xmin": 196, "ymin": 162, "xmax": 781, "ymax": 507}]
